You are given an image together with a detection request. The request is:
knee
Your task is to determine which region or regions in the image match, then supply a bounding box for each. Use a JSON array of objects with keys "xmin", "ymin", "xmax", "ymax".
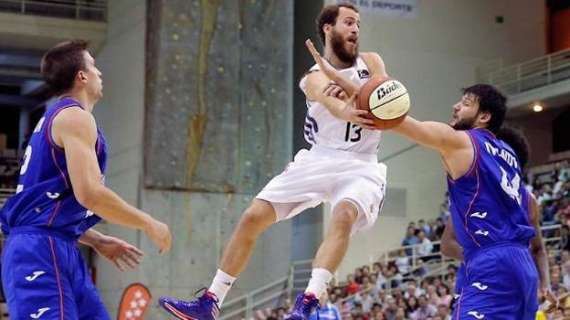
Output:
[
  {"xmin": 331, "ymin": 202, "xmax": 359, "ymax": 230},
  {"xmin": 239, "ymin": 202, "xmax": 276, "ymax": 233}
]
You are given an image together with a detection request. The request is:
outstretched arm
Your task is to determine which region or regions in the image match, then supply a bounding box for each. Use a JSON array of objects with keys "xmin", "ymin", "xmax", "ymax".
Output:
[
  {"xmin": 52, "ymin": 107, "xmax": 172, "ymax": 253},
  {"xmin": 80, "ymin": 228, "xmax": 144, "ymax": 271},
  {"xmin": 305, "ymin": 38, "xmax": 473, "ymax": 178}
]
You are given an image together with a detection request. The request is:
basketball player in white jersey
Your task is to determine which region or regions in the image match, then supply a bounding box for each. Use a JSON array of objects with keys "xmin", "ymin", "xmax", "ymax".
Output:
[{"xmin": 159, "ymin": 3, "xmax": 389, "ymax": 319}]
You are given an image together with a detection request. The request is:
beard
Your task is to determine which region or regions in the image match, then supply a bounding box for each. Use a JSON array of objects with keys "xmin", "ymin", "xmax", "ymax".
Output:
[
  {"xmin": 451, "ymin": 115, "xmax": 477, "ymax": 131},
  {"xmin": 331, "ymin": 29, "xmax": 358, "ymax": 65}
]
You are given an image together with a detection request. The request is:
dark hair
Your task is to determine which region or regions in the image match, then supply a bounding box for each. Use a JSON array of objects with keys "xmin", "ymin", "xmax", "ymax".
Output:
[
  {"xmin": 497, "ymin": 126, "xmax": 530, "ymax": 169},
  {"xmin": 316, "ymin": 2, "xmax": 359, "ymax": 44},
  {"xmin": 41, "ymin": 40, "xmax": 89, "ymax": 95},
  {"xmin": 462, "ymin": 84, "xmax": 507, "ymax": 134}
]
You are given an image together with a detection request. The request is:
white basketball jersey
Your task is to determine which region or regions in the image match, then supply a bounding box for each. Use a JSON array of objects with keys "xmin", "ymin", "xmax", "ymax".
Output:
[{"xmin": 299, "ymin": 56, "xmax": 382, "ymax": 154}]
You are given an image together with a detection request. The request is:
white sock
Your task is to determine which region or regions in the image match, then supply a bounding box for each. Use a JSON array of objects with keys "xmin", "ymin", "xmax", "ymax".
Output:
[
  {"xmin": 305, "ymin": 268, "xmax": 333, "ymax": 299},
  {"xmin": 208, "ymin": 269, "xmax": 237, "ymax": 306}
]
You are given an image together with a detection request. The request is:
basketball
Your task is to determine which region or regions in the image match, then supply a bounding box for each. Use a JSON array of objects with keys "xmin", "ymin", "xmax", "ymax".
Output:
[{"xmin": 357, "ymin": 76, "xmax": 410, "ymax": 130}]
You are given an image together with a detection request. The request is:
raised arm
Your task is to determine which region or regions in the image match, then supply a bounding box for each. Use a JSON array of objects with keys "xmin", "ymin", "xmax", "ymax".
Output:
[{"xmin": 305, "ymin": 39, "xmax": 387, "ymax": 97}]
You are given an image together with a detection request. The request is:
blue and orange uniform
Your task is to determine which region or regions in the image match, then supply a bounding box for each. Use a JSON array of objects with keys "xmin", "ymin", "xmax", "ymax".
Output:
[
  {"xmin": 1, "ymin": 97, "xmax": 109, "ymax": 319},
  {"xmin": 448, "ymin": 128, "xmax": 538, "ymax": 320}
]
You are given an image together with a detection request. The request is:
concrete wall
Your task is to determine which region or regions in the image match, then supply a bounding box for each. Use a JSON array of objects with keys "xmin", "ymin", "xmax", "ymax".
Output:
[
  {"xmin": 91, "ymin": 0, "xmax": 146, "ymax": 316},
  {"xmin": 324, "ymin": 0, "xmax": 547, "ymax": 277},
  {"xmin": 93, "ymin": 0, "xmax": 294, "ymax": 318}
]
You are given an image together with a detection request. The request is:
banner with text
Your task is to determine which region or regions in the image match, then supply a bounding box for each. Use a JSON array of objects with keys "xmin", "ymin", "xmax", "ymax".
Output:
[{"xmin": 341, "ymin": 0, "xmax": 419, "ymax": 18}]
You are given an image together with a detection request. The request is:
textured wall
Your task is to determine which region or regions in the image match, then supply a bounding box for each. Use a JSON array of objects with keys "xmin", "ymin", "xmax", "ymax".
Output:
[
  {"xmin": 93, "ymin": 0, "xmax": 294, "ymax": 318},
  {"xmin": 145, "ymin": 0, "xmax": 292, "ymax": 193}
]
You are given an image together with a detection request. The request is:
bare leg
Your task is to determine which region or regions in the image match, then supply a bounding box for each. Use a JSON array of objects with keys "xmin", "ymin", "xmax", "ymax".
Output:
[
  {"xmin": 219, "ymin": 199, "xmax": 277, "ymax": 276},
  {"xmin": 312, "ymin": 200, "xmax": 358, "ymax": 271}
]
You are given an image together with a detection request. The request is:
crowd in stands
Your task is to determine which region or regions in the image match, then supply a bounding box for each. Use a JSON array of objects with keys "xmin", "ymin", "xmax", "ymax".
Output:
[
  {"xmin": 0, "ymin": 149, "xmax": 20, "ymax": 189},
  {"xmin": 257, "ymin": 162, "xmax": 570, "ymax": 320}
]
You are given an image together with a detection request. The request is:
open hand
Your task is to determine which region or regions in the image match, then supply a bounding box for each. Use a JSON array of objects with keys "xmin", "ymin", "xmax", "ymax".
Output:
[
  {"xmin": 305, "ymin": 39, "xmax": 339, "ymax": 81},
  {"xmin": 93, "ymin": 235, "xmax": 144, "ymax": 271},
  {"xmin": 340, "ymin": 94, "xmax": 375, "ymax": 130}
]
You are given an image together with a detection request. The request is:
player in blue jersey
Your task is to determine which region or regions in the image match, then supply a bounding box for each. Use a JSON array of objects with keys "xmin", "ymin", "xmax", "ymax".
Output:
[
  {"xmin": 441, "ymin": 126, "xmax": 555, "ymax": 315},
  {"xmin": 0, "ymin": 40, "xmax": 172, "ymax": 319},
  {"xmin": 307, "ymin": 45, "xmax": 541, "ymax": 319}
]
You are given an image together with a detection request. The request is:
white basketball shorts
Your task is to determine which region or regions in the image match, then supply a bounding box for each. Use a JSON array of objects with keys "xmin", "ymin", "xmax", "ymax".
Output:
[{"xmin": 256, "ymin": 145, "xmax": 387, "ymax": 233}]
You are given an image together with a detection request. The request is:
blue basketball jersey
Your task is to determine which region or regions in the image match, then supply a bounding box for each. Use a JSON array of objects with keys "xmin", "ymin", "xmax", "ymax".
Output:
[
  {"xmin": 447, "ymin": 128, "xmax": 535, "ymax": 261},
  {"xmin": 0, "ymin": 97, "xmax": 107, "ymax": 239}
]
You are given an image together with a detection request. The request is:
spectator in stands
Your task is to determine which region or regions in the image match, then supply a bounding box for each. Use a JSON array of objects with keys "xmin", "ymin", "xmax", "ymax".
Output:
[
  {"xmin": 416, "ymin": 230, "xmax": 434, "ymax": 261},
  {"xmin": 563, "ymin": 261, "xmax": 570, "ymax": 291},
  {"xmin": 538, "ymin": 184, "xmax": 554, "ymax": 205},
  {"xmin": 405, "ymin": 296, "xmax": 419, "ymax": 314},
  {"xmin": 372, "ymin": 262, "xmax": 383, "ymax": 275},
  {"xmin": 391, "ymin": 287, "xmax": 404, "ymax": 304},
  {"xmin": 439, "ymin": 195, "xmax": 450, "ymax": 221},
  {"xmin": 309, "ymin": 294, "xmax": 341, "ymax": 320},
  {"xmin": 409, "ymin": 295, "xmax": 437, "ymax": 320},
  {"xmin": 562, "ymin": 225, "xmax": 570, "ymax": 252},
  {"xmin": 543, "ymin": 200, "xmax": 558, "ymax": 225},
  {"xmin": 404, "ymin": 280, "xmax": 421, "ymax": 299},
  {"xmin": 418, "ymin": 219, "xmax": 431, "ymax": 238},
  {"xmin": 375, "ymin": 268, "xmax": 387, "ymax": 291},
  {"xmin": 562, "ymin": 250, "xmax": 570, "ymax": 265},
  {"xmin": 436, "ymin": 304, "xmax": 451, "ymax": 320},
  {"xmin": 434, "ymin": 284, "xmax": 453, "ymax": 307},
  {"xmin": 433, "ymin": 218, "xmax": 446, "ymax": 241},
  {"xmin": 355, "ymin": 267, "xmax": 364, "ymax": 284},
  {"xmin": 425, "ymin": 285, "xmax": 439, "ymax": 306},
  {"xmin": 402, "ymin": 226, "xmax": 420, "ymax": 256},
  {"xmin": 386, "ymin": 264, "xmax": 403, "ymax": 288},
  {"xmin": 382, "ymin": 296, "xmax": 398, "ymax": 320},
  {"xmin": 351, "ymin": 302, "xmax": 365, "ymax": 319},
  {"xmin": 551, "ymin": 271, "xmax": 563, "ymax": 294},
  {"xmin": 369, "ymin": 273, "xmax": 379, "ymax": 295},
  {"xmin": 428, "ymin": 220, "xmax": 438, "ymax": 240},
  {"xmin": 395, "ymin": 249, "xmax": 411, "ymax": 275},
  {"xmin": 394, "ymin": 307, "xmax": 406, "ymax": 320},
  {"xmin": 346, "ymin": 273, "xmax": 361, "ymax": 295},
  {"xmin": 355, "ymin": 290, "xmax": 375, "ymax": 314},
  {"xmin": 559, "ymin": 198, "xmax": 570, "ymax": 220}
]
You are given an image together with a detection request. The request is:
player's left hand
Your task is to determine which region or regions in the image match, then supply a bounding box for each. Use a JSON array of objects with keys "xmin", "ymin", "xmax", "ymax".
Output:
[
  {"xmin": 305, "ymin": 39, "xmax": 340, "ymax": 82},
  {"xmin": 324, "ymin": 81, "xmax": 348, "ymax": 100},
  {"xmin": 541, "ymin": 288, "xmax": 560, "ymax": 313},
  {"xmin": 93, "ymin": 235, "xmax": 144, "ymax": 271}
]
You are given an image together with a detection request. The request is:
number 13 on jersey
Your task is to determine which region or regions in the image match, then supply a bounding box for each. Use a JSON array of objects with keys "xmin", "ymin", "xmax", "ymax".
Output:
[{"xmin": 345, "ymin": 122, "xmax": 362, "ymax": 142}]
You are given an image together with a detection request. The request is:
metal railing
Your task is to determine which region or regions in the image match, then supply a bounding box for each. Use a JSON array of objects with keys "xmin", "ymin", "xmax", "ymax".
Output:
[
  {"xmin": 220, "ymin": 276, "xmax": 292, "ymax": 320},
  {"xmin": 219, "ymin": 259, "xmax": 314, "ymax": 320},
  {"xmin": 336, "ymin": 223, "xmax": 563, "ymax": 306},
  {"xmin": 481, "ymin": 48, "xmax": 570, "ymax": 95},
  {"xmin": 218, "ymin": 222, "xmax": 564, "ymax": 319},
  {"xmin": 0, "ymin": 0, "xmax": 106, "ymax": 21}
]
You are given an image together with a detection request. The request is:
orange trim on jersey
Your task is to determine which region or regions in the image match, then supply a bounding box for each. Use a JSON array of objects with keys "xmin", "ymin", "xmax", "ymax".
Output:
[
  {"xmin": 463, "ymin": 169, "xmax": 482, "ymax": 248},
  {"xmin": 48, "ymin": 237, "xmax": 65, "ymax": 320},
  {"xmin": 51, "ymin": 148, "xmax": 69, "ymax": 189},
  {"xmin": 47, "ymin": 200, "xmax": 62, "ymax": 226},
  {"xmin": 453, "ymin": 288, "xmax": 463, "ymax": 320}
]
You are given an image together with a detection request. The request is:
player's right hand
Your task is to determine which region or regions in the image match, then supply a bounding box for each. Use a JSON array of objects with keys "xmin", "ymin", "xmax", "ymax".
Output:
[
  {"xmin": 341, "ymin": 94, "xmax": 375, "ymax": 130},
  {"xmin": 145, "ymin": 219, "xmax": 172, "ymax": 254}
]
